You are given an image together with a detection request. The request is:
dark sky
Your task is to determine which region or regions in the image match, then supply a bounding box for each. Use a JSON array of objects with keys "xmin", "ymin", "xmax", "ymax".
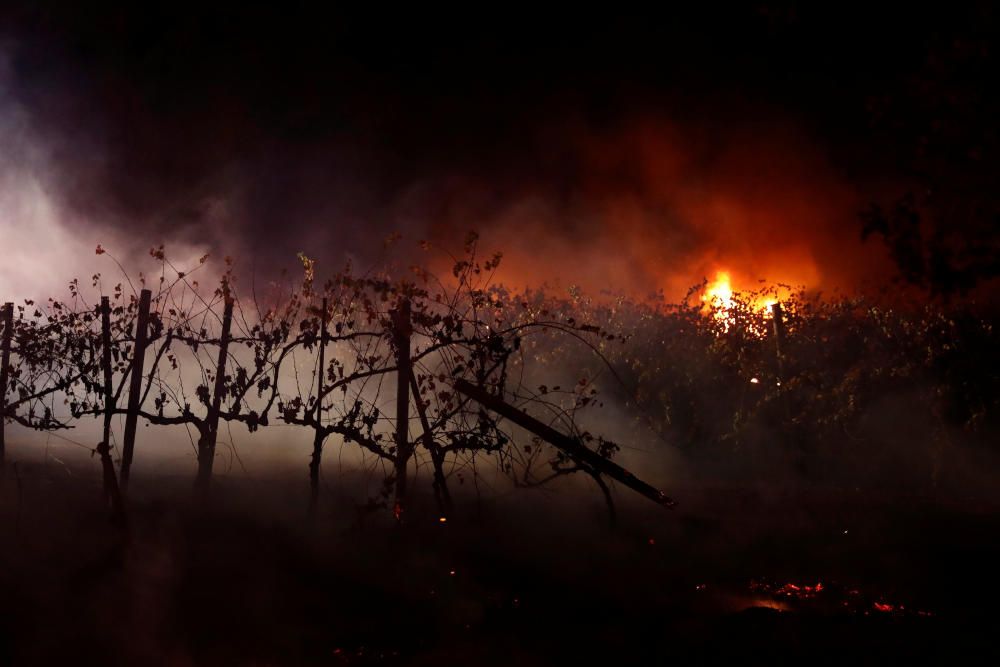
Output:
[{"xmin": 1, "ymin": 3, "xmax": 997, "ymax": 297}]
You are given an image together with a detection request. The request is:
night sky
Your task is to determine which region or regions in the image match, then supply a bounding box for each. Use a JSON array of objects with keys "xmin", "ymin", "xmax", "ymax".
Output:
[{"xmin": 1, "ymin": 4, "xmax": 997, "ymax": 299}]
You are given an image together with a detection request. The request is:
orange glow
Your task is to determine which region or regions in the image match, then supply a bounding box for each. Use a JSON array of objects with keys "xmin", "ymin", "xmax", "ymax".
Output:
[
  {"xmin": 700, "ymin": 270, "xmax": 783, "ymax": 331},
  {"xmin": 416, "ymin": 117, "xmax": 897, "ymax": 304},
  {"xmin": 702, "ymin": 271, "xmax": 735, "ymax": 312}
]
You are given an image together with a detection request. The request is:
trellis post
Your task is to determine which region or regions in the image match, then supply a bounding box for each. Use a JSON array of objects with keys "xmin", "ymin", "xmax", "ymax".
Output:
[
  {"xmin": 0, "ymin": 302, "xmax": 13, "ymax": 471},
  {"xmin": 120, "ymin": 289, "xmax": 151, "ymax": 490},
  {"xmin": 196, "ymin": 296, "xmax": 234, "ymax": 493}
]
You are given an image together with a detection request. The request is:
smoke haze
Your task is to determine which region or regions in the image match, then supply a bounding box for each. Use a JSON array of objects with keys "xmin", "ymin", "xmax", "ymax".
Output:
[{"xmin": 4, "ymin": 5, "xmax": 964, "ymax": 301}]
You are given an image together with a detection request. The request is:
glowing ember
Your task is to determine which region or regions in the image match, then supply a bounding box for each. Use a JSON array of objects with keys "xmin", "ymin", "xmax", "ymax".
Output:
[
  {"xmin": 745, "ymin": 579, "xmax": 933, "ymax": 617},
  {"xmin": 750, "ymin": 580, "xmax": 824, "ymax": 600}
]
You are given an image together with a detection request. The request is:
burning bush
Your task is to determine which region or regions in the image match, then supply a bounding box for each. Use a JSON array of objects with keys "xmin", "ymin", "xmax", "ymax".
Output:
[{"xmin": 523, "ymin": 281, "xmax": 1000, "ymax": 494}]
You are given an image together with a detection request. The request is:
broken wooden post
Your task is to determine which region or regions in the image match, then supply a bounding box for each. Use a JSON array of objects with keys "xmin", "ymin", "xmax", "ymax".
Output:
[
  {"xmin": 392, "ymin": 298, "xmax": 412, "ymax": 519},
  {"xmin": 308, "ymin": 297, "xmax": 328, "ymax": 518},
  {"xmin": 0, "ymin": 302, "xmax": 13, "ymax": 470},
  {"xmin": 98, "ymin": 297, "xmax": 126, "ymax": 523},
  {"xmin": 120, "ymin": 288, "xmax": 151, "ymax": 490},
  {"xmin": 409, "ymin": 373, "xmax": 452, "ymax": 517},
  {"xmin": 197, "ymin": 296, "xmax": 234, "ymax": 493},
  {"xmin": 453, "ymin": 379, "xmax": 676, "ymax": 509}
]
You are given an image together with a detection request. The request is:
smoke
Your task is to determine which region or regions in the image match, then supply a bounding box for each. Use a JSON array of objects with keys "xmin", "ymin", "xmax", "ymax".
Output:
[
  {"xmin": 406, "ymin": 115, "xmax": 897, "ymax": 299},
  {"xmin": 0, "ymin": 12, "xmax": 901, "ymax": 305},
  {"xmin": 0, "ymin": 80, "xmax": 891, "ymax": 304},
  {"xmin": 0, "ymin": 44, "xmax": 212, "ymax": 299},
  {"xmin": 0, "ymin": 48, "xmax": 103, "ymax": 298}
]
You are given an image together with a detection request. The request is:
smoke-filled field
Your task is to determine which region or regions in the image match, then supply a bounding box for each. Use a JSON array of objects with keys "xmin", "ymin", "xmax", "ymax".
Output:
[
  {"xmin": 1, "ymin": 245, "xmax": 998, "ymax": 665},
  {"xmin": 3, "ymin": 4, "xmax": 1000, "ymax": 665}
]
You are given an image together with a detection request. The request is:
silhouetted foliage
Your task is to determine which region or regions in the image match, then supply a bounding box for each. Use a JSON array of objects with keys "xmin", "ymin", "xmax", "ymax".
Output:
[
  {"xmin": 3, "ymin": 238, "xmax": 997, "ymax": 514},
  {"xmin": 4, "ymin": 237, "xmax": 631, "ymax": 518},
  {"xmin": 861, "ymin": 13, "xmax": 1000, "ymax": 297}
]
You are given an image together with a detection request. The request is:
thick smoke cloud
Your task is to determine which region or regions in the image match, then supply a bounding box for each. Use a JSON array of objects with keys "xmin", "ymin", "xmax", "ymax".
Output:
[
  {"xmin": 0, "ymin": 5, "xmax": 943, "ymax": 300},
  {"xmin": 406, "ymin": 116, "xmax": 897, "ymax": 297}
]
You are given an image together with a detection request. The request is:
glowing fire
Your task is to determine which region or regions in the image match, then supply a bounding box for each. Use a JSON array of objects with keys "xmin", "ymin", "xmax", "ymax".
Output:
[
  {"xmin": 702, "ymin": 271, "xmax": 734, "ymax": 312},
  {"xmin": 701, "ymin": 270, "xmax": 778, "ymax": 329}
]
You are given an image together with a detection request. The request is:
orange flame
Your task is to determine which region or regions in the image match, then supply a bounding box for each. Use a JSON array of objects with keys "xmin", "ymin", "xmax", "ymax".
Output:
[
  {"xmin": 701, "ymin": 270, "xmax": 780, "ymax": 331},
  {"xmin": 702, "ymin": 271, "xmax": 735, "ymax": 313}
]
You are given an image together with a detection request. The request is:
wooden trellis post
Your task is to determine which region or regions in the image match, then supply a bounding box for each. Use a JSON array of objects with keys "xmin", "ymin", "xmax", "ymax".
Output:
[
  {"xmin": 98, "ymin": 296, "xmax": 126, "ymax": 523},
  {"xmin": 771, "ymin": 302, "xmax": 794, "ymax": 420},
  {"xmin": 392, "ymin": 299, "xmax": 412, "ymax": 519},
  {"xmin": 770, "ymin": 301, "xmax": 800, "ymax": 471},
  {"xmin": 308, "ymin": 297, "xmax": 328, "ymax": 517},
  {"xmin": 0, "ymin": 302, "xmax": 13, "ymax": 470},
  {"xmin": 771, "ymin": 302, "xmax": 786, "ymax": 383},
  {"xmin": 121, "ymin": 288, "xmax": 151, "ymax": 490},
  {"xmin": 196, "ymin": 296, "xmax": 234, "ymax": 493}
]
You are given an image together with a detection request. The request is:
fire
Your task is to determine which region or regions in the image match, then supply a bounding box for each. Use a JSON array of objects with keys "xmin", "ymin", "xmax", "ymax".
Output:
[
  {"xmin": 702, "ymin": 271, "xmax": 735, "ymax": 312},
  {"xmin": 700, "ymin": 270, "xmax": 780, "ymax": 330}
]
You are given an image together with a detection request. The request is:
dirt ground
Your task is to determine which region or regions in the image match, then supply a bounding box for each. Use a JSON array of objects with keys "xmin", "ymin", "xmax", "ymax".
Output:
[{"xmin": 1, "ymin": 465, "xmax": 998, "ymax": 665}]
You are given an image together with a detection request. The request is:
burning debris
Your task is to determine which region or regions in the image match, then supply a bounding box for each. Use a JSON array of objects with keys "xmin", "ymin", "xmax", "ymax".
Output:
[{"xmin": 744, "ymin": 579, "xmax": 934, "ymax": 618}]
